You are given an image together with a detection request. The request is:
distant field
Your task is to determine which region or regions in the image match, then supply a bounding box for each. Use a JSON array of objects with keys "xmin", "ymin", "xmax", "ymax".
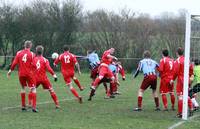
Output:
[{"xmin": 0, "ymin": 70, "xmax": 200, "ymax": 129}]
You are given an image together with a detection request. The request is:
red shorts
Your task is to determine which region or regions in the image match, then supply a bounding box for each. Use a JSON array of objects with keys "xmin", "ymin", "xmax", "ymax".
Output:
[
  {"xmin": 19, "ymin": 75, "xmax": 36, "ymax": 88},
  {"xmin": 98, "ymin": 66, "xmax": 114, "ymax": 79},
  {"xmin": 36, "ymin": 77, "xmax": 52, "ymax": 90},
  {"xmin": 140, "ymin": 75, "xmax": 157, "ymax": 90},
  {"xmin": 90, "ymin": 66, "xmax": 99, "ymax": 79},
  {"xmin": 160, "ymin": 78, "xmax": 174, "ymax": 94},
  {"xmin": 62, "ymin": 72, "xmax": 74, "ymax": 84}
]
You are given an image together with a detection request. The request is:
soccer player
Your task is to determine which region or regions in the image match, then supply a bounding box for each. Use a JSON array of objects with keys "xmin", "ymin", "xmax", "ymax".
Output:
[
  {"xmin": 158, "ymin": 49, "xmax": 175, "ymax": 111},
  {"xmin": 133, "ymin": 50, "xmax": 160, "ymax": 111},
  {"xmin": 7, "ymin": 41, "xmax": 37, "ymax": 112},
  {"xmin": 173, "ymin": 47, "xmax": 193, "ymax": 117},
  {"xmin": 88, "ymin": 48, "xmax": 117, "ymax": 101},
  {"xmin": 87, "ymin": 50, "xmax": 100, "ymax": 80},
  {"xmin": 189, "ymin": 59, "xmax": 200, "ymax": 110},
  {"xmin": 54, "ymin": 45, "xmax": 83, "ymax": 103},
  {"xmin": 29, "ymin": 45, "xmax": 60, "ymax": 108}
]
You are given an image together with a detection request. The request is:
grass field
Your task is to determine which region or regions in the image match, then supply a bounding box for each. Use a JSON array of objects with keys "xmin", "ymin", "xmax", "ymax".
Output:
[{"xmin": 0, "ymin": 70, "xmax": 200, "ymax": 129}]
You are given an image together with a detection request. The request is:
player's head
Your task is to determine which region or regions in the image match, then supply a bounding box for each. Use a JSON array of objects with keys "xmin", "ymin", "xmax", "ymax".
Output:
[
  {"xmin": 36, "ymin": 45, "xmax": 44, "ymax": 56},
  {"xmin": 162, "ymin": 49, "xmax": 169, "ymax": 57},
  {"xmin": 24, "ymin": 40, "xmax": 32, "ymax": 49},
  {"xmin": 176, "ymin": 47, "xmax": 184, "ymax": 56},
  {"xmin": 109, "ymin": 48, "xmax": 115, "ymax": 54},
  {"xmin": 194, "ymin": 59, "xmax": 200, "ymax": 65},
  {"xmin": 63, "ymin": 45, "xmax": 70, "ymax": 51},
  {"xmin": 143, "ymin": 50, "xmax": 151, "ymax": 58}
]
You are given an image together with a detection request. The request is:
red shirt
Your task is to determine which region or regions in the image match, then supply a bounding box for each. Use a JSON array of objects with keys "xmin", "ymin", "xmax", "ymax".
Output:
[
  {"xmin": 33, "ymin": 56, "xmax": 55, "ymax": 79},
  {"xmin": 117, "ymin": 64, "xmax": 125, "ymax": 77},
  {"xmin": 158, "ymin": 56, "xmax": 174, "ymax": 79},
  {"xmin": 10, "ymin": 49, "xmax": 34, "ymax": 76},
  {"xmin": 54, "ymin": 51, "xmax": 77, "ymax": 74},
  {"xmin": 101, "ymin": 50, "xmax": 112, "ymax": 65}
]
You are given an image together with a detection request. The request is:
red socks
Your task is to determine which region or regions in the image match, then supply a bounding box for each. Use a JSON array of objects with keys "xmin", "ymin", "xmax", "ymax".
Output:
[
  {"xmin": 74, "ymin": 79, "xmax": 82, "ymax": 90},
  {"xmin": 28, "ymin": 92, "xmax": 33, "ymax": 106},
  {"xmin": 70, "ymin": 87, "xmax": 79, "ymax": 98},
  {"xmin": 188, "ymin": 97, "xmax": 193, "ymax": 110},
  {"xmin": 21, "ymin": 92, "xmax": 26, "ymax": 108},
  {"xmin": 178, "ymin": 98, "xmax": 183, "ymax": 114},
  {"xmin": 138, "ymin": 96, "xmax": 143, "ymax": 108},
  {"xmin": 161, "ymin": 94, "xmax": 168, "ymax": 109},
  {"xmin": 50, "ymin": 92, "xmax": 59, "ymax": 106},
  {"xmin": 154, "ymin": 97, "xmax": 159, "ymax": 108},
  {"xmin": 170, "ymin": 94, "xmax": 175, "ymax": 108},
  {"xmin": 32, "ymin": 93, "xmax": 37, "ymax": 109}
]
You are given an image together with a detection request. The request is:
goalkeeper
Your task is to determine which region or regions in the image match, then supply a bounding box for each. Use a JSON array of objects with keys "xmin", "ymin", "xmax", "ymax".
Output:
[{"xmin": 189, "ymin": 59, "xmax": 200, "ymax": 110}]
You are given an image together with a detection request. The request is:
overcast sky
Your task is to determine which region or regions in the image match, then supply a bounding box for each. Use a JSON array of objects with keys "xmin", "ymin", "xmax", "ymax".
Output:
[{"xmin": 5, "ymin": 0, "xmax": 200, "ymax": 16}]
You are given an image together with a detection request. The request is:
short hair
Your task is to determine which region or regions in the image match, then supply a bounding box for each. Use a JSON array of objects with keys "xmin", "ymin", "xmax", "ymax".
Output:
[
  {"xmin": 36, "ymin": 45, "xmax": 44, "ymax": 55},
  {"xmin": 24, "ymin": 40, "xmax": 32, "ymax": 48},
  {"xmin": 162, "ymin": 49, "xmax": 169, "ymax": 57},
  {"xmin": 177, "ymin": 47, "xmax": 184, "ymax": 56},
  {"xmin": 143, "ymin": 50, "xmax": 151, "ymax": 58},
  {"xmin": 63, "ymin": 45, "xmax": 70, "ymax": 51},
  {"xmin": 194, "ymin": 59, "xmax": 200, "ymax": 65}
]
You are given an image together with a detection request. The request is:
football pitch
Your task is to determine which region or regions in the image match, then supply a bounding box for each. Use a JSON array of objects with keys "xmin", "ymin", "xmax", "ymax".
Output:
[{"xmin": 0, "ymin": 70, "xmax": 200, "ymax": 129}]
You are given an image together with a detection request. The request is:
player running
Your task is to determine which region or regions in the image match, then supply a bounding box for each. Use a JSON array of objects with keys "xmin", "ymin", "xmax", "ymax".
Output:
[
  {"xmin": 7, "ymin": 41, "xmax": 38, "ymax": 112},
  {"xmin": 133, "ymin": 50, "xmax": 160, "ymax": 111},
  {"xmin": 29, "ymin": 45, "xmax": 60, "ymax": 108},
  {"xmin": 158, "ymin": 49, "xmax": 175, "ymax": 111},
  {"xmin": 173, "ymin": 47, "xmax": 193, "ymax": 118},
  {"xmin": 54, "ymin": 45, "xmax": 83, "ymax": 103},
  {"xmin": 88, "ymin": 48, "xmax": 117, "ymax": 101}
]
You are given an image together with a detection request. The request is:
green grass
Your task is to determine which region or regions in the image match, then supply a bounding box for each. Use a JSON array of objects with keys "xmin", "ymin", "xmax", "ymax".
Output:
[{"xmin": 0, "ymin": 70, "xmax": 200, "ymax": 129}]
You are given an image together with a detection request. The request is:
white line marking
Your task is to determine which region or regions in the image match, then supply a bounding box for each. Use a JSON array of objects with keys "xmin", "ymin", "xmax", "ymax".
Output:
[
  {"xmin": 2, "ymin": 98, "xmax": 75, "ymax": 111},
  {"xmin": 168, "ymin": 114, "xmax": 200, "ymax": 129}
]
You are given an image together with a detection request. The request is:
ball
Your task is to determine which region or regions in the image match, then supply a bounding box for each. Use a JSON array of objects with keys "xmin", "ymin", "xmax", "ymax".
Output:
[{"xmin": 52, "ymin": 52, "xmax": 59, "ymax": 60}]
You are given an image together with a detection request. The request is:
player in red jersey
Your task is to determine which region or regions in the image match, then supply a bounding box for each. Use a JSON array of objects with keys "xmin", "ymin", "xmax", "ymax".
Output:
[
  {"xmin": 29, "ymin": 45, "xmax": 60, "ymax": 108},
  {"xmin": 7, "ymin": 41, "xmax": 37, "ymax": 112},
  {"xmin": 173, "ymin": 47, "xmax": 193, "ymax": 117},
  {"xmin": 158, "ymin": 49, "xmax": 175, "ymax": 111},
  {"xmin": 54, "ymin": 45, "xmax": 83, "ymax": 103},
  {"xmin": 88, "ymin": 48, "xmax": 117, "ymax": 101}
]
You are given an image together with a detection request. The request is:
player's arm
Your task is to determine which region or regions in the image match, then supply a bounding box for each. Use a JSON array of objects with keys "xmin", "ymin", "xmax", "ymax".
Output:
[
  {"xmin": 133, "ymin": 62, "xmax": 142, "ymax": 78},
  {"xmin": 75, "ymin": 62, "xmax": 81, "ymax": 75},
  {"xmin": 53, "ymin": 55, "xmax": 61, "ymax": 67},
  {"xmin": 46, "ymin": 59, "xmax": 57, "ymax": 82},
  {"xmin": 7, "ymin": 53, "xmax": 19, "ymax": 78},
  {"xmin": 119, "ymin": 65, "xmax": 125, "ymax": 80},
  {"xmin": 107, "ymin": 54, "xmax": 118, "ymax": 61}
]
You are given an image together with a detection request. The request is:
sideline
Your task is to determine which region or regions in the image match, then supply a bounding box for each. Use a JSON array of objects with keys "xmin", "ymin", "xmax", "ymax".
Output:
[
  {"xmin": 1, "ymin": 98, "xmax": 75, "ymax": 111},
  {"xmin": 168, "ymin": 114, "xmax": 200, "ymax": 129}
]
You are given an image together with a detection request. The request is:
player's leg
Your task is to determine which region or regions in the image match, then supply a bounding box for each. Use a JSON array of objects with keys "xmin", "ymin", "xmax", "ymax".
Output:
[
  {"xmin": 169, "ymin": 92, "xmax": 175, "ymax": 110},
  {"xmin": 160, "ymin": 79, "xmax": 168, "ymax": 110},
  {"xmin": 27, "ymin": 76, "xmax": 37, "ymax": 112},
  {"xmin": 191, "ymin": 94, "xmax": 199, "ymax": 110},
  {"xmin": 73, "ymin": 76, "xmax": 84, "ymax": 91},
  {"xmin": 19, "ymin": 77, "xmax": 27, "ymax": 111},
  {"xmin": 150, "ymin": 75, "xmax": 160, "ymax": 111},
  {"xmin": 177, "ymin": 94, "xmax": 183, "ymax": 117}
]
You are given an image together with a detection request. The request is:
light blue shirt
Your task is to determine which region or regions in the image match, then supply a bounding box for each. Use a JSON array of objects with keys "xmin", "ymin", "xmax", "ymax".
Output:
[
  {"xmin": 137, "ymin": 58, "xmax": 159, "ymax": 75},
  {"xmin": 87, "ymin": 52, "xmax": 100, "ymax": 68},
  {"xmin": 109, "ymin": 64, "xmax": 117, "ymax": 74}
]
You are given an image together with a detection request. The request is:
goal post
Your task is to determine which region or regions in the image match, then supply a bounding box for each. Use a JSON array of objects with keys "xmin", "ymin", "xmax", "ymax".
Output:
[{"xmin": 183, "ymin": 13, "xmax": 200, "ymax": 120}]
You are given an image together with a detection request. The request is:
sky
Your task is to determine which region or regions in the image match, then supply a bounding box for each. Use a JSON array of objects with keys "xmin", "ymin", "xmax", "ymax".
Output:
[{"xmin": 5, "ymin": 0, "xmax": 200, "ymax": 16}]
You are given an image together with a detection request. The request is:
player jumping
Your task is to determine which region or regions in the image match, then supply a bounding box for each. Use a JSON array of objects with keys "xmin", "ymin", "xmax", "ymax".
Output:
[
  {"xmin": 54, "ymin": 45, "xmax": 83, "ymax": 103},
  {"xmin": 7, "ymin": 41, "xmax": 38, "ymax": 112},
  {"xmin": 133, "ymin": 50, "xmax": 160, "ymax": 111}
]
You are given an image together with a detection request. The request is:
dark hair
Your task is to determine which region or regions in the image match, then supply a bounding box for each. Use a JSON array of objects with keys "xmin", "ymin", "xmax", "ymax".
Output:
[
  {"xmin": 194, "ymin": 59, "xmax": 200, "ymax": 65},
  {"xmin": 162, "ymin": 49, "xmax": 169, "ymax": 57},
  {"xmin": 177, "ymin": 47, "xmax": 184, "ymax": 56},
  {"xmin": 63, "ymin": 45, "xmax": 70, "ymax": 51},
  {"xmin": 36, "ymin": 45, "xmax": 44, "ymax": 55},
  {"xmin": 143, "ymin": 50, "xmax": 151, "ymax": 58}
]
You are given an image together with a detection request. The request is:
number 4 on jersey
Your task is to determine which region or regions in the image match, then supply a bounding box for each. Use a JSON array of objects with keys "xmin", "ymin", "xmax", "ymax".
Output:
[{"xmin": 22, "ymin": 54, "xmax": 27, "ymax": 63}]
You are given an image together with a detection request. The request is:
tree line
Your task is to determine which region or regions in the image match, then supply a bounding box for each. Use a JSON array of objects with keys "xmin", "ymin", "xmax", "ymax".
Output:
[{"xmin": 0, "ymin": 0, "xmax": 187, "ymax": 71}]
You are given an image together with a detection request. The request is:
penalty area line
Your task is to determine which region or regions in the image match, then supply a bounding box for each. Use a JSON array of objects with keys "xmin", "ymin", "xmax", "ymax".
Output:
[
  {"xmin": 1, "ymin": 98, "xmax": 75, "ymax": 111},
  {"xmin": 168, "ymin": 114, "xmax": 200, "ymax": 129}
]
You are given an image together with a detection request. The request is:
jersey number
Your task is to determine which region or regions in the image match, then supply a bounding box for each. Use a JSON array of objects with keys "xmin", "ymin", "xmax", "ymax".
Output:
[
  {"xmin": 22, "ymin": 54, "xmax": 27, "ymax": 63},
  {"xmin": 64, "ymin": 55, "xmax": 70, "ymax": 63},
  {"xmin": 36, "ymin": 60, "xmax": 40, "ymax": 69}
]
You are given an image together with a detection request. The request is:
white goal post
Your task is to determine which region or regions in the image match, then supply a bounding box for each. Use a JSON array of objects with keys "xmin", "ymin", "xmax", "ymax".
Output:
[{"xmin": 183, "ymin": 12, "xmax": 200, "ymax": 120}]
